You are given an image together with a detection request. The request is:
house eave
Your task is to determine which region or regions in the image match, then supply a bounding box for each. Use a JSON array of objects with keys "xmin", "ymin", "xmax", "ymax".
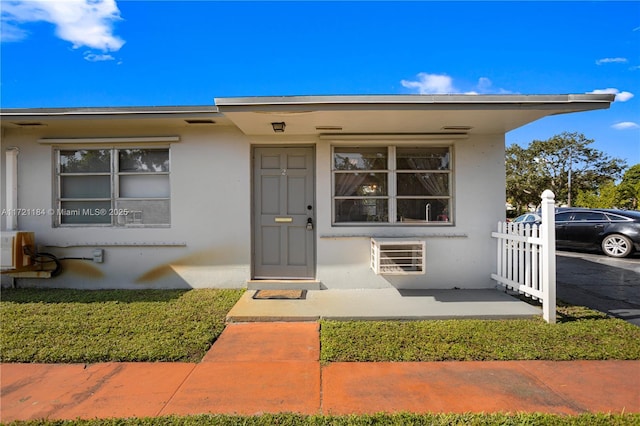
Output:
[
  {"xmin": 0, "ymin": 105, "xmax": 227, "ymax": 131},
  {"xmin": 213, "ymin": 94, "xmax": 615, "ymax": 136},
  {"xmin": 1, "ymin": 105, "xmax": 219, "ymax": 116},
  {"xmin": 0, "ymin": 94, "xmax": 615, "ymax": 136},
  {"xmin": 214, "ymin": 93, "xmax": 615, "ymax": 108}
]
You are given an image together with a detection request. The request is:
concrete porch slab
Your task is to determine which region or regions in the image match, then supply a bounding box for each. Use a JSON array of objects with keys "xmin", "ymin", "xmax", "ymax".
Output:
[
  {"xmin": 226, "ymin": 288, "xmax": 542, "ymax": 322},
  {"xmin": 247, "ymin": 280, "xmax": 322, "ymax": 290}
]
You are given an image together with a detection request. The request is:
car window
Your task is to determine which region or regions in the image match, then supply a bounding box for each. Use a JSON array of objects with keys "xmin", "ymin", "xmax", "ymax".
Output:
[
  {"xmin": 555, "ymin": 212, "xmax": 572, "ymax": 222},
  {"xmin": 514, "ymin": 214, "xmax": 536, "ymax": 223},
  {"xmin": 571, "ymin": 212, "xmax": 607, "ymax": 222},
  {"xmin": 605, "ymin": 213, "xmax": 631, "ymax": 222}
]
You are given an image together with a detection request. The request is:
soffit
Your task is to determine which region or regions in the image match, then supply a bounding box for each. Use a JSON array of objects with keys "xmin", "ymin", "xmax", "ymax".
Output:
[
  {"xmin": 0, "ymin": 106, "xmax": 230, "ymax": 132},
  {"xmin": 215, "ymin": 94, "xmax": 614, "ymax": 136}
]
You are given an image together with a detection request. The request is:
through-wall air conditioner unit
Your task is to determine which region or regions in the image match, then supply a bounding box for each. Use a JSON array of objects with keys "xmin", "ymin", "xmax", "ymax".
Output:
[
  {"xmin": 371, "ymin": 238, "xmax": 426, "ymax": 275},
  {"xmin": 1, "ymin": 231, "xmax": 35, "ymax": 270}
]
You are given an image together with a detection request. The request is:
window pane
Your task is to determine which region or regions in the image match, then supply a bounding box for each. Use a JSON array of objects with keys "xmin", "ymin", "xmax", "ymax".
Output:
[
  {"xmin": 397, "ymin": 173, "xmax": 449, "ymax": 196},
  {"xmin": 398, "ymin": 199, "xmax": 450, "ymax": 223},
  {"xmin": 61, "ymin": 175, "xmax": 111, "ymax": 198},
  {"xmin": 605, "ymin": 214, "xmax": 629, "ymax": 222},
  {"xmin": 60, "ymin": 150, "xmax": 110, "ymax": 173},
  {"xmin": 335, "ymin": 199, "xmax": 388, "ymax": 223},
  {"xmin": 335, "ymin": 173, "xmax": 387, "ymax": 196},
  {"xmin": 60, "ymin": 201, "xmax": 111, "ymax": 224},
  {"xmin": 334, "ymin": 148, "xmax": 387, "ymax": 170},
  {"xmin": 397, "ymin": 148, "xmax": 450, "ymax": 170},
  {"xmin": 119, "ymin": 175, "xmax": 170, "ymax": 198},
  {"xmin": 572, "ymin": 212, "xmax": 607, "ymax": 221},
  {"xmin": 119, "ymin": 149, "xmax": 170, "ymax": 172},
  {"xmin": 116, "ymin": 199, "xmax": 170, "ymax": 225}
]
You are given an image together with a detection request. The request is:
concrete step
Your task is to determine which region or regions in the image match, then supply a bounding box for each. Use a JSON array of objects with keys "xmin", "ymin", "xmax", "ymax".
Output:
[{"xmin": 246, "ymin": 280, "xmax": 322, "ymax": 290}]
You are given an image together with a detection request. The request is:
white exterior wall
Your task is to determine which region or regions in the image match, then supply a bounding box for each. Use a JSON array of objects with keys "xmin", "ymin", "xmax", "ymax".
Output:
[
  {"xmin": 1, "ymin": 125, "xmax": 252, "ymax": 289},
  {"xmin": 1, "ymin": 125, "xmax": 504, "ymax": 290},
  {"xmin": 314, "ymin": 135, "xmax": 505, "ymax": 290}
]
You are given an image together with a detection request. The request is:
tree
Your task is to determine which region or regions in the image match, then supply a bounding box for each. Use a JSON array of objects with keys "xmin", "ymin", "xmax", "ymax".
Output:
[
  {"xmin": 575, "ymin": 180, "xmax": 619, "ymax": 208},
  {"xmin": 617, "ymin": 164, "xmax": 640, "ymax": 209},
  {"xmin": 506, "ymin": 144, "xmax": 545, "ymax": 212},
  {"xmin": 506, "ymin": 132, "xmax": 627, "ymax": 210}
]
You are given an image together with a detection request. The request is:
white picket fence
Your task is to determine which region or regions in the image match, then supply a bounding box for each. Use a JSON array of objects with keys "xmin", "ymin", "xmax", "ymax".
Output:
[{"xmin": 491, "ymin": 190, "xmax": 557, "ymax": 323}]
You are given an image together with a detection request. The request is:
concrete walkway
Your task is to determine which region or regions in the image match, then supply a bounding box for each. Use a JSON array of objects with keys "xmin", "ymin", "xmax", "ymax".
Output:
[
  {"xmin": 227, "ymin": 288, "xmax": 542, "ymax": 322},
  {"xmin": 1, "ymin": 322, "xmax": 638, "ymax": 422}
]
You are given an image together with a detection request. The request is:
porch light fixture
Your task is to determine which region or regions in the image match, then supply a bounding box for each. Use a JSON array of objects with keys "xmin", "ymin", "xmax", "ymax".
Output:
[{"xmin": 271, "ymin": 122, "xmax": 286, "ymax": 133}]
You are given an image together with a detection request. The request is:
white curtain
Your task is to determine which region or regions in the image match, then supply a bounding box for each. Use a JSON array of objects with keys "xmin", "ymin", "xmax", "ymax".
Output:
[
  {"xmin": 335, "ymin": 173, "xmax": 369, "ymax": 196},
  {"xmin": 406, "ymin": 159, "xmax": 448, "ymax": 195}
]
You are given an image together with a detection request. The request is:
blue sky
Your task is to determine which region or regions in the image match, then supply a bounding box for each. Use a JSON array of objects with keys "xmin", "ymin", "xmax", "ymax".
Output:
[{"xmin": 1, "ymin": 1, "xmax": 639, "ymax": 165}]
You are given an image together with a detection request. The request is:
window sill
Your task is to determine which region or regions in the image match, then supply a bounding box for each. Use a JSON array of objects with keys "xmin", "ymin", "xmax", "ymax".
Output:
[{"xmin": 320, "ymin": 232, "xmax": 468, "ymax": 239}]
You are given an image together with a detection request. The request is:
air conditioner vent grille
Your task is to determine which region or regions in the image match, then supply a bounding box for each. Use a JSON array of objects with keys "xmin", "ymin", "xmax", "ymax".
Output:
[{"xmin": 371, "ymin": 238, "xmax": 425, "ymax": 275}]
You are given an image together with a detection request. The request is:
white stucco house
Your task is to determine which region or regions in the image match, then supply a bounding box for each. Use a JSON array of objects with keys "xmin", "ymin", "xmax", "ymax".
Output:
[{"xmin": 0, "ymin": 94, "xmax": 614, "ymax": 290}]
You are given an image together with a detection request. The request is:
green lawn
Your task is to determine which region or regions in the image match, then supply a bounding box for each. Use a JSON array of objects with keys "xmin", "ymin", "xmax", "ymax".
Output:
[
  {"xmin": 5, "ymin": 413, "xmax": 640, "ymax": 426},
  {"xmin": 320, "ymin": 305, "xmax": 640, "ymax": 362},
  {"xmin": 2, "ymin": 290, "xmax": 640, "ymax": 363},
  {"xmin": 2, "ymin": 291, "xmax": 640, "ymax": 425},
  {"xmin": 0, "ymin": 288, "xmax": 243, "ymax": 363}
]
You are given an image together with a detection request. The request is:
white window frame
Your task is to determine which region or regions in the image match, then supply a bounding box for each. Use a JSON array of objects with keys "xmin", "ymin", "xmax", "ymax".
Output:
[
  {"xmin": 331, "ymin": 144, "xmax": 453, "ymax": 226},
  {"xmin": 54, "ymin": 146, "xmax": 171, "ymax": 228}
]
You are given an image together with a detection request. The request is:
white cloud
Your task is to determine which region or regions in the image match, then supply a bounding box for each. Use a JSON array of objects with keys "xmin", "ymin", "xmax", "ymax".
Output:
[
  {"xmin": 1, "ymin": 0, "xmax": 124, "ymax": 52},
  {"xmin": 0, "ymin": 22, "xmax": 27, "ymax": 42},
  {"xmin": 612, "ymin": 122, "xmax": 640, "ymax": 130},
  {"xmin": 616, "ymin": 91, "xmax": 635, "ymax": 102},
  {"xmin": 84, "ymin": 52, "xmax": 115, "ymax": 62},
  {"xmin": 401, "ymin": 73, "xmax": 514, "ymax": 95},
  {"xmin": 401, "ymin": 73, "xmax": 457, "ymax": 94},
  {"xmin": 471, "ymin": 77, "xmax": 513, "ymax": 94},
  {"xmin": 588, "ymin": 88, "xmax": 634, "ymax": 102},
  {"xmin": 476, "ymin": 77, "xmax": 492, "ymax": 92},
  {"xmin": 595, "ymin": 57, "xmax": 628, "ymax": 65}
]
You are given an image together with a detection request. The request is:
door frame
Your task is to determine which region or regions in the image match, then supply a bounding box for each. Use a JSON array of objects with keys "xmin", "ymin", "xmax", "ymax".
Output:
[{"xmin": 251, "ymin": 145, "xmax": 316, "ymax": 279}]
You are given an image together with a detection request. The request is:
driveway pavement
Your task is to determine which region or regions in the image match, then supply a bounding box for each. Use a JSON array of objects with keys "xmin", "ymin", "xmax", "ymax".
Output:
[{"xmin": 556, "ymin": 250, "xmax": 640, "ymax": 326}]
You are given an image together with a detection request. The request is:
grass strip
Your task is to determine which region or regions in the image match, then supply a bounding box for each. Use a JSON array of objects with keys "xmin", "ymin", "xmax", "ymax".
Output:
[
  {"xmin": 5, "ymin": 413, "xmax": 640, "ymax": 426},
  {"xmin": 320, "ymin": 305, "xmax": 640, "ymax": 362},
  {"xmin": 0, "ymin": 288, "xmax": 243, "ymax": 363}
]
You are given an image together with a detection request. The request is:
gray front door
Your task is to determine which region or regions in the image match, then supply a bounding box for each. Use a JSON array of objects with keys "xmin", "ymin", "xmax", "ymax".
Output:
[{"xmin": 253, "ymin": 147, "xmax": 315, "ymax": 279}]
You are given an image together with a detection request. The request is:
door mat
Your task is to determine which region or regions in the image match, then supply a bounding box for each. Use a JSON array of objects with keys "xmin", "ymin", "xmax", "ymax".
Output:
[{"xmin": 253, "ymin": 290, "xmax": 307, "ymax": 300}]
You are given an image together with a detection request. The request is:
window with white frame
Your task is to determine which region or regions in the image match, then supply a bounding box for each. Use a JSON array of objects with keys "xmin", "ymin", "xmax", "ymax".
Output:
[
  {"xmin": 332, "ymin": 146, "xmax": 452, "ymax": 225},
  {"xmin": 55, "ymin": 148, "xmax": 170, "ymax": 226}
]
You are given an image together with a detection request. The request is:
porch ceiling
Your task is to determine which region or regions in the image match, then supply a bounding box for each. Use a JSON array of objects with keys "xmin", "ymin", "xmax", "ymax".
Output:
[{"xmin": 215, "ymin": 94, "xmax": 615, "ymax": 137}]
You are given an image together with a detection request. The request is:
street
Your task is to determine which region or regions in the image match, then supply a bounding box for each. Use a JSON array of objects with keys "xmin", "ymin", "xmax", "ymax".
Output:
[{"xmin": 556, "ymin": 250, "xmax": 640, "ymax": 326}]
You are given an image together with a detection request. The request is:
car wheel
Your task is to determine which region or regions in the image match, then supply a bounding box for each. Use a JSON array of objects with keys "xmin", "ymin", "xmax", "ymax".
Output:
[{"xmin": 601, "ymin": 234, "xmax": 633, "ymax": 258}]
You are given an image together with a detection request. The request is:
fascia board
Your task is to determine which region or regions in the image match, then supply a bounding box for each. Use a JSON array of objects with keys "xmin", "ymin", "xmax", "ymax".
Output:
[
  {"xmin": 0, "ymin": 106, "xmax": 220, "ymax": 120},
  {"xmin": 214, "ymin": 94, "xmax": 615, "ymax": 107}
]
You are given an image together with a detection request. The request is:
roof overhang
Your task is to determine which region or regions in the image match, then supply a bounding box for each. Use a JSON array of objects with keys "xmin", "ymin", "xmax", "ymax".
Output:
[
  {"xmin": 0, "ymin": 94, "xmax": 615, "ymax": 136},
  {"xmin": 0, "ymin": 105, "xmax": 228, "ymax": 131},
  {"xmin": 214, "ymin": 94, "xmax": 615, "ymax": 136}
]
